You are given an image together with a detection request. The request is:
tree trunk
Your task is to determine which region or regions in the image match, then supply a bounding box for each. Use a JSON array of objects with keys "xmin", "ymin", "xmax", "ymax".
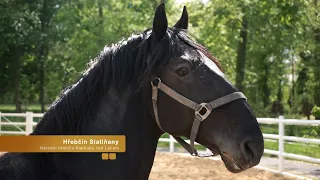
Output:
[
  {"xmin": 38, "ymin": 45, "xmax": 47, "ymax": 113},
  {"xmin": 235, "ymin": 15, "xmax": 248, "ymax": 92},
  {"xmin": 313, "ymin": 0, "xmax": 320, "ymax": 106},
  {"xmin": 38, "ymin": 0, "xmax": 50, "ymax": 113},
  {"xmin": 290, "ymin": 51, "xmax": 296, "ymax": 112},
  {"xmin": 97, "ymin": 0, "xmax": 104, "ymax": 46},
  {"xmin": 262, "ymin": 62, "xmax": 270, "ymax": 108},
  {"xmin": 12, "ymin": 46, "xmax": 22, "ymax": 112}
]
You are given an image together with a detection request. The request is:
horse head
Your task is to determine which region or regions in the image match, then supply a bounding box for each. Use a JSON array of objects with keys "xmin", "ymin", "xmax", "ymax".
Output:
[{"xmin": 143, "ymin": 3, "xmax": 264, "ymax": 173}]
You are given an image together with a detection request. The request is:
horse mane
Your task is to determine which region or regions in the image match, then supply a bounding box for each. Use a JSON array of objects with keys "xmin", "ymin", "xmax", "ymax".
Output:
[{"xmin": 34, "ymin": 27, "xmax": 221, "ymax": 134}]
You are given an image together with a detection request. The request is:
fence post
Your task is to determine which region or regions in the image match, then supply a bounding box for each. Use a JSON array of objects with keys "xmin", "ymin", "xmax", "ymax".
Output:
[
  {"xmin": 26, "ymin": 111, "xmax": 33, "ymax": 135},
  {"xmin": 169, "ymin": 135, "xmax": 174, "ymax": 153},
  {"xmin": 278, "ymin": 115, "xmax": 284, "ymax": 172}
]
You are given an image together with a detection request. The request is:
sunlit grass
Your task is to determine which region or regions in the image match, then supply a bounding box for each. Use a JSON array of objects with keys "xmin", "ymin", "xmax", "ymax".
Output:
[
  {"xmin": 0, "ymin": 104, "xmax": 50, "ymax": 113},
  {"xmin": 264, "ymin": 140, "xmax": 320, "ymax": 159}
]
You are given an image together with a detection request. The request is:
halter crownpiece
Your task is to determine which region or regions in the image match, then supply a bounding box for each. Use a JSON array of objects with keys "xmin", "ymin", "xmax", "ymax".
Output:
[{"xmin": 151, "ymin": 77, "xmax": 247, "ymax": 157}]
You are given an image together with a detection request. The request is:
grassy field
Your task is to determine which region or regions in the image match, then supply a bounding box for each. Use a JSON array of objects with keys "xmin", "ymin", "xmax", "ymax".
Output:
[
  {"xmin": 264, "ymin": 140, "xmax": 320, "ymax": 158},
  {"xmin": 1, "ymin": 104, "xmax": 319, "ymax": 159},
  {"xmin": 0, "ymin": 104, "xmax": 50, "ymax": 113}
]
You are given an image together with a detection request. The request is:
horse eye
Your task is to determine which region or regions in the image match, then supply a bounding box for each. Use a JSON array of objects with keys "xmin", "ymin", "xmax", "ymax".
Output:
[{"xmin": 176, "ymin": 67, "xmax": 189, "ymax": 77}]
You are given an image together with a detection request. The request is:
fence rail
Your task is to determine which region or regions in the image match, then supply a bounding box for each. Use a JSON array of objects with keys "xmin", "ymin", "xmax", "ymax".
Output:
[{"xmin": 0, "ymin": 112, "xmax": 319, "ymax": 176}]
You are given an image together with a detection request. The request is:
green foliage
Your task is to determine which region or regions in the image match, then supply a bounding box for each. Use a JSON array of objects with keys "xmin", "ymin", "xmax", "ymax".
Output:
[
  {"xmin": 183, "ymin": 0, "xmax": 319, "ymax": 118},
  {"xmin": 311, "ymin": 105, "xmax": 320, "ymax": 119},
  {"xmin": 0, "ymin": 0, "xmax": 319, "ymax": 120}
]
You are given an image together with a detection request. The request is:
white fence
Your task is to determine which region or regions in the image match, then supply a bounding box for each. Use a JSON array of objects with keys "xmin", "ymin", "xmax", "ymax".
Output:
[{"xmin": 0, "ymin": 112, "xmax": 320, "ymax": 176}]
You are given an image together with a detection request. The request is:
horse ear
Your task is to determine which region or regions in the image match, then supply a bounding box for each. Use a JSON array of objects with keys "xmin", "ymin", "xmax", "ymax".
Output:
[
  {"xmin": 174, "ymin": 6, "xmax": 188, "ymax": 29},
  {"xmin": 152, "ymin": 3, "xmax": 168, "ymax": 41}
]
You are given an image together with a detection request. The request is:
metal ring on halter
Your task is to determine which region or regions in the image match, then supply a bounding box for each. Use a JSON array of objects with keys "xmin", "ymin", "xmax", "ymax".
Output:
[
  {"xmin": 151, "ymin": 77, "xmax": 161, "ymax": 88},
  {"xmin": 195, "ymin": 103, "xmax": 212, "ymax": 121}
]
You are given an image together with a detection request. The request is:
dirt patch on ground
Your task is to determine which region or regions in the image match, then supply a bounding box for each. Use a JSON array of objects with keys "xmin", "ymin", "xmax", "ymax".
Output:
[{"xmin": 150, "ymin": 152, "xmax": 296, "ymax": 180}]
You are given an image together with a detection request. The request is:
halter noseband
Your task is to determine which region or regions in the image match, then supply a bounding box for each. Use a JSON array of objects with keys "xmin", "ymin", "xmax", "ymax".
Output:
[{"xmin": 151, "ymin": 77, "xmax": 247, "ymax": 157}]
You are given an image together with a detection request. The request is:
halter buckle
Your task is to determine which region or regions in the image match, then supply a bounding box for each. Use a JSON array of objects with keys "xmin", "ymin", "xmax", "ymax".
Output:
[{"xmin": 195, "ymin": 103, "xmax": 212, "ymax": 121}]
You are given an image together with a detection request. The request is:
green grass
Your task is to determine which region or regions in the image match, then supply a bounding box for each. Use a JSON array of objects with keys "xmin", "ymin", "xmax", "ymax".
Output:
[
  {"xmin": 0, "ymin": 104, "xmax": 16, "ymax": 111},
  {"xmin": 0, "ymin": 104, "xmax": 49, "ymax": 113},
  {"xmin": 0, "ymin": 106, "xmax": 43, "ymax": 133},
  {"xmin": 0, "ymin": 116, "xmax": 27, "ymax": 132},
  {"xmin": 260, "ymin": 124, "xmax": 278, "ymax": 134},
  {"xmin": 264, "ymin": 140, "xmax": 320, "ymax": 159},
  {"xmin": 260, "ymin": 124, "xmax": 319, "ymax": 138}
]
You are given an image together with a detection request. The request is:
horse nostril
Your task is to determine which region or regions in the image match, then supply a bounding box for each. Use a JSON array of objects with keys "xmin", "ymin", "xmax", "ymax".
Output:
[{"xmin": 240, "ymin": 138, "xmax": 255, "ymax": 162}]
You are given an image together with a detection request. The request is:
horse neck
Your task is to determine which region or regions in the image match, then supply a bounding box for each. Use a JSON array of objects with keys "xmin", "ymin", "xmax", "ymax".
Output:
[
  {"xmin": 31, "ymin": 64, "xmax": 162, "ymax": 178},
  {"xmin": 80, "ymin": 84, "xmax": 162, "ymax": 179}
]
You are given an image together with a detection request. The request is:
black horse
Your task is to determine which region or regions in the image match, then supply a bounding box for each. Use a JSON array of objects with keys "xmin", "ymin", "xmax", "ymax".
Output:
[{"xmin": 0, "ymin": 4, "xmax": 264, "ymax": 180}]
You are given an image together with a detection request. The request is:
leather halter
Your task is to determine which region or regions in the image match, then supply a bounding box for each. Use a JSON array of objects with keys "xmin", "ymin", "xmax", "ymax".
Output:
[{"xmin": 151, "ymin": 77, "xmax": 247, "ymax": 157}]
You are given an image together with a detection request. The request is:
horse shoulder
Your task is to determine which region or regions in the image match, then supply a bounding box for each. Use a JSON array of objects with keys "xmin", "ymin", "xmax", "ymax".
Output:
[{"xmin": 0, "ymin": 153, "xmax": 45, "ymax": 180}]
